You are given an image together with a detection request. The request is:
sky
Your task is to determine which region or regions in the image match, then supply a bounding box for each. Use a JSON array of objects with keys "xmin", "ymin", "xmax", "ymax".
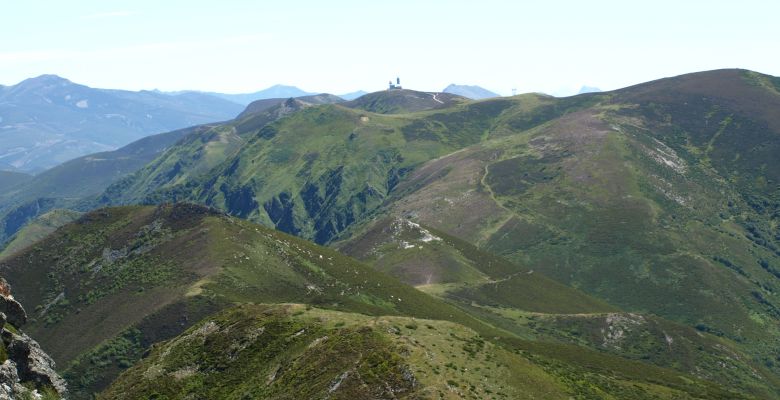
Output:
[{"xmin": 1, "ymin": 0, "xmax": 778, "ymax": 96}]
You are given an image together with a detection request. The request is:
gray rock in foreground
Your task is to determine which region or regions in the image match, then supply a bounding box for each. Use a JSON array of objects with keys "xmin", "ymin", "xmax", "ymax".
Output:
[{"xmin": 0, "ymin": 277, "xmax": 67, "ymax": 399}]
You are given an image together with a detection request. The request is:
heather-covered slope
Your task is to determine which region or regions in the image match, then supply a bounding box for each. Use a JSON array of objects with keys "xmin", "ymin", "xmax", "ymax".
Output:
[
  {"xmin": 342, "ymin": 69, "xmax": 780, "ymax": 388},
  {"xmin": 46, "ymin": 69, "xmax": 780, "ymax": 397},
  {"xmin": 100, "ymin": 304, "xmax": 564, "ymax": 400},
  {"xmin": 0, "ymin": 204, "xmax": 761, "ymax": 399},
  {"xmin": 0, "ymin": 204, "xmax": 490, "ymax": 397},
  {"xmin": 338, "ymin": 216, "xmax": 615, "ymax": 314},
  {"xmin": 102, "ymin": 304, "xmax": 753, "ymax": 400},
  {"xmin": 101, "ymin": 92, "xmax": 576, "ymax": 245}
]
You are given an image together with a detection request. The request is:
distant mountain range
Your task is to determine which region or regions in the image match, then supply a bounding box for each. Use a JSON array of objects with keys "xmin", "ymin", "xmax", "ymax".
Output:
[
  {"xmin": 338, "ymin": 90, "xmax": 369, "ymax": 100},
  {"xmin": 190, "ymin": 83, "xmax": 501, "ymax": 105},
  {"xmin": 173, "ymin": 83, "xmax": 501, "ymax": 107},
  {"xmin": 172, "ymin": 85, "xmax": 370, "ymax": 105},
  {"xmin": 443, "ymin": 84, "xmax": 500, "ymax": 99},
  {"xmin": 578, "ymin": 85, "xmax": 602, "ymax": 94},
  {"xmin": 0, "ymin": 75, "xmax": 243, "ymax": 173},
  {"xmin": 196, "ymin": 84, "xmax": 316, "ymax": 105}
]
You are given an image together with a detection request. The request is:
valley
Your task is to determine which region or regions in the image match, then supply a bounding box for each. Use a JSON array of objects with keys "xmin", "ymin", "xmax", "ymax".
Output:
[{"xmin": 0, "ymin": 69, "xmax": 779, "ymax": 399}]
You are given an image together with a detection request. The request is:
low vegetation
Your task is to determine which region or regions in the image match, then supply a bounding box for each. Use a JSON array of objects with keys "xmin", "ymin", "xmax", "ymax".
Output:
[{"xmin": 2, "ymin": 69, "xmax": 780, "ymax": 398}]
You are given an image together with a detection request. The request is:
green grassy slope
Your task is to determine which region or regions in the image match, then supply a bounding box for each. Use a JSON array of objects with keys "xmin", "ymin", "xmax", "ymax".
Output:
[
  {"xmin": 84, "ymin": 70, "xmax": 780, "ymax": 395},
  {"xmin": 343, "ymin": 89, "xmax": 467, "ymax": 114},
  {"xmin": 5, "ymin": 126, "xmax": 203, "ymax": 202},
  {"xmin": 0, "ymin": 170, "xmax": 32, "ymax": 192},
  {"xmin": 100, "ymin": 304, "xmax": 565, "ymax": 400},
  {"xmin": 338, "ymin": 216, "xmax": 615, "ymax": 314},
  {"xmin": 513, "ymin": 312, "xmax": 779, "ymax": 396},
  {"xmin": 0, "ymin": 204, "xmax": 492, "ymax": 397},
  {"xmin": 337, "ymin": 215, "xmax": 778, "ymax": 397},
  {"xmin": 0, "ymin": 125, "xmax": 200, "ymax": 247},
  {"xmin": 0, "ymin": 209, "xmax": 82, "ymax": 260},
  {"xmin": 99, "ymin": 98, "xmax": 316, "ymax": 206},
  {"xmin": 99, "ymin": 124, "xmax": 246, "ymax": 205},
  {"xmin": 101, "ymin": 92, "xmax": 592, "ymax": 246},
  {"xmin": 237, "ymin": 93, "xmax": 344, "ymax": 118},
  {"xmin": 188, "ymin": 100, "xmax": 511, "ymax": 243},
  {"xmin": 102, "ymin": 304, "xmax": 753, "ymax": 400},
  {"xmin": 49, "ymin": 69, "xmax": 780, "ymax": 397},
  {"xmin": 0, "ymin": 204, "xmax": 759, "ymax": 399},
  {"xmin": 344, "ymin": 70, "xmax": 780, "ymax": 394},
  {"xmin": 0, "ymin": 98, "xmax": 323, "ymax": 250}
]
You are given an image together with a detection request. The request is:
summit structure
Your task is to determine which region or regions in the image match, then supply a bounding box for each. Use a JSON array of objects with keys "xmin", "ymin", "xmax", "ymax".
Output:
[{"xmin": 388, "ymin": 77, "xmax": 402, "ymax": 90}]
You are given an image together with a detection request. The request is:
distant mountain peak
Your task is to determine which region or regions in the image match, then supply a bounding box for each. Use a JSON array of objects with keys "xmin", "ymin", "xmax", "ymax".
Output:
[
  {"xmin": 237, "ymin": 93, "xmax": 344, "ymax": 118},
  {"xmin": 204, "ymin": 85, "xmax": 316, "ymax": 105},
  {"xmin": 442, "ymin": 84, "xmax": 499, "ymax": 100},
  {"xmin": 0, "ymin": 75, "xmax": 243, "ymax": 172},
  {"xmin": 16, "ymin": 74, "xmax": 72, "ymax": 89},
  {"xmin": 266, "ymin": 84, "xmax": 301, "ymax": 90},
  {"xmin": 339, "ymin": 90, "xmax": 368, "ymax": 101},
  {"xmin": 32, "ymin": 74, "xmax": 71, "ymax": 84},
  {"xmin": 578, "ymin": 86, "xmax": 602, "ymax": 94}
]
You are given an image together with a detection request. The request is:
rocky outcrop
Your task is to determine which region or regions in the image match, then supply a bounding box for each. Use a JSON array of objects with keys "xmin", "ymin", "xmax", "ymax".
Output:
[
  {"xmin": 0, "ymin": 279, "xmax": 26, "ymax": 329},
  {"xmin": 0, "ymin": 277, "xmax": 67, "ymax": 399}
]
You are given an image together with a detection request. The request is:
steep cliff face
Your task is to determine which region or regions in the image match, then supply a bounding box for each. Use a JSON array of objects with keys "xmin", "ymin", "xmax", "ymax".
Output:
[{"xmin": 0, "ymin": 277, "xmax": 67, "ymax": 399}]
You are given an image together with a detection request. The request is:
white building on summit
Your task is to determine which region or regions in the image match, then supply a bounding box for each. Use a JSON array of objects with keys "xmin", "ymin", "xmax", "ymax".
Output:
[{"xmin": 388, "ymin": 77, "xmax": 402, "ymax": 90}]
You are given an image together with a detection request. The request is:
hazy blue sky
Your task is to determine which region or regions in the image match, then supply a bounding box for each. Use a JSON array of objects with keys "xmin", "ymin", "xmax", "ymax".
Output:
[{"xmin": 2, "ymin": 0, "xmax": 778, "ymax": 96}]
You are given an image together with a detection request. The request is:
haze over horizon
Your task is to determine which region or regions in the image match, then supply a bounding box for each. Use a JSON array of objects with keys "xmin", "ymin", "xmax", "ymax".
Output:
[{"xmin": 2, "ymin": 0, "xmax": 779, "ymax": 96}]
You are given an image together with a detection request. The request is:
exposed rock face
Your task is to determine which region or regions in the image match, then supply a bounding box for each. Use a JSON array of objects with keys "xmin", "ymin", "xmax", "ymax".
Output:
[
  {"xmin": 0, "ymin": 277, "xmax": 67, "ymax": 399},
  {"xmin": 0, "ymin": 279, "xmax": 26, "ymax": 328}
]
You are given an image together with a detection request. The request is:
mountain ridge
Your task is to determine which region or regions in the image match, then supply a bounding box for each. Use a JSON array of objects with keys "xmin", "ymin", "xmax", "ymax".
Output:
[
  {"xmin": 2, "ymin": 68, "xmax": 780, "ymax": 398},
  {"xmin": 237, "ymin": 93, "xmax": 345, "ymax": 119},
  {"xmin": 85, "ymin": 68, "xmax": 780, "ymax": 396},
  {"xmin": 188, "ymin": 84, "xmax": 316, "ymax": 105},
  {"xmin": 443, "ymin": 83, "xmax": 500, "ymax": 99},
  {"xmin": 0, "ymin": 123, "xmax": 216, "ymax": 248},
  {"xmin": 343, "ymin": 88, "xmax": 468, "ymax": 114},
  {"xmin": 1, "ymin": 203, "xmax": 765, "ymax": 399}
]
